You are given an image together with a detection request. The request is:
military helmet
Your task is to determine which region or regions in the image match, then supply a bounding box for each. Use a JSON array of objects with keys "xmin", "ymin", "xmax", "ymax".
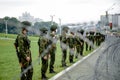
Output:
[
  {"xmin": 40, "ymin": 27, "xmax": 48, "ymax": 33},
  {"xmin": 89, "ymin": 31, "xmax": 94, "ymax": 35},
  {"xmin": 80, "ymin": 29, "xmax": 84, "ymax": 35},
  {"xmin": 50, "ymin": 25, "xmax": 58, "ymax": 31},
  {"xmin": 62, "ymin": 26, "xmax": 69, "ymax": 31}
]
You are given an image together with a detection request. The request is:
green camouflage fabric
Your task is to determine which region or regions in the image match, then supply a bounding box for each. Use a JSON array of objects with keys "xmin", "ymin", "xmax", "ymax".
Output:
[
  {"xmin": 68, "ymin": 34, "xmax": 75, "ymax": 63},
  {"xmin": 60, "ymin": 31, "xmax": 68, "ymax": 66},
  {"xmin": 89, "ymin": 32, "xmax": 95, "ymax": 50},
  {"xmin": 38, "ymin": 33, "xmax": 49, "ymax": 78},
  {"xmin": 15, "ymin": 33, "xmax": 31, "ymax": 66},
  {"xmin": 49, "ymin": 32, "xmax": 58, "ymax": 72},
  {"xmin": 75, "ymin": 34, "xmax": 84, "ymax": 57},
  {"xmin": 68, "ymin": 34, "xmax": 75, "ymax": 48},
  {"xmin": 85, "ymin": 32, "xmax": 89, "ymax": 51},
  {"xmin": 14, "ymin": 33, "xmax": 33, "ymax": 80},
  {"xmin": 38, "ymin": 35, "xmax": 49, "ymax": 57}
]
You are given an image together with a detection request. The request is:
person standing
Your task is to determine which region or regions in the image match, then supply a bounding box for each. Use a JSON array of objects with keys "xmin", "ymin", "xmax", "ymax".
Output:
[
  {"xmin": 38, "ymin": 27, "xmax": 50, "ymax": 80},
  {"xmin": 68, "ymin": 30, "xmax": 75, "ymax": 63},
  {"xmin": 60, "ymin": 26, "xmax": 69, "ymax": 67},
  {"xmin": 85, "ymin": 32, "xmax": 89, "ymax": 51},
  {"xmin": 79, "ymin": 29, "xmax": 84, "ymax": 56},
  {"xmin": 75, "ymin": 29, "xmax": 84, "ymax": 57},
  {"xmin": 49, "ymin": 25, "xmax": 58, "ymax": 73},
  {"xmin": 14, "ymin": 22, "xmax": 33, "ymax": 80}
]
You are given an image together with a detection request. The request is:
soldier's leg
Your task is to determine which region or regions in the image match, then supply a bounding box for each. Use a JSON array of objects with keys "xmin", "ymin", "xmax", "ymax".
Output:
[
  {"xmin": 80, "ymin": 44, "xmax": 84, "ymax": 56},
  {"xmin": 86, "ymin": 42, "xmax": 88, "ymax": 51},
  {"xmin": 98, "ymin": 39, "xmax": 101, "ymax": 46},
  {"xmin": 21, "ymin": 67, "xmax": 27, "ymax": 80},
  {"xmin": 50, "ymin": 50, "xmax": 56, "ymax": 73},
  {"xmin": 27, "ymin": 63, "xmax": 33, "ymax": 80},
  {"xmin": 61, "ymin": 49, "xmax": 67, "ymax": 66},
  {"xmin": 21, "ymin": 63, "xmax": 29, "ymax": 80},
  {"xmin": 89, "ymin": 44, "xmax": 92, "ymax": 50},
  {"xmin": 69, "ymin": 49, "xmax": 72, "ymax": 63},
  {"xmin": 71, "ymin": 55, "xmax": 74, "ymax": 62},
  {"xmin": 69, "ymin": 51, "xmax": 74, "ymax": 63},
  {"xmin": 41, "ymin": 58, "xmax": 48, "ymax": 79},
  {"xmin": 75, "ymin": 46, "xmax": 80, "ymax": 58}
]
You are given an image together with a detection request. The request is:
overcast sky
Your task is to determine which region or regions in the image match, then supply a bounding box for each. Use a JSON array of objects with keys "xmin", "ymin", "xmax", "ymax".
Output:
[{"xmin": 0, "ymin": 0, "xmax": 119, "ymax": 24}]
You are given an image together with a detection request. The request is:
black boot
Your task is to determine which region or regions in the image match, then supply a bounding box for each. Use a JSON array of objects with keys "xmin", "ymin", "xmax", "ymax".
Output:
[{"xmin": 42, "ymin": 74, "xmax": 48, "ymax": 80}]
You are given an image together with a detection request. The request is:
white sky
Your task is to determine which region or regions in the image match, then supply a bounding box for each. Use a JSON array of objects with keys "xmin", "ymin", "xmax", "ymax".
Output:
[{"xmin": 0, "ymin": 0, "xmax": 119, "ymax": 24}]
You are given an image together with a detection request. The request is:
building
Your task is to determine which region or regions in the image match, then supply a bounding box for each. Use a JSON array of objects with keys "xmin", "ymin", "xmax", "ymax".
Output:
[
  {"xmin": 100, "ymin": 14, "xmax": 120, "ymax": 29},
  {"xmin": 100, "ymin": 15, "xmax": 107, "ymax": 27},
  {"xmin": 112, "ymin": 14, "xmax": 120, "ymax": 28},
  {"xmin": 19, "ymin": 12, "xmax": 42, "ymax": 25}
]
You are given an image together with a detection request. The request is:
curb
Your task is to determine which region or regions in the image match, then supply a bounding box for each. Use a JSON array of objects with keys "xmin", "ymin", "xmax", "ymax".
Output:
[{"xmin": 49, "ymin": 47, "xmax": 100, "ymax": 80}]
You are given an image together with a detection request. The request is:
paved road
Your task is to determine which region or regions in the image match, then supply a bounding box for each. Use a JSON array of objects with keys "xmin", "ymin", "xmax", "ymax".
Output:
[{"xmin": 50, "ymin": 36, "xmax": 120, "ymax": 80}]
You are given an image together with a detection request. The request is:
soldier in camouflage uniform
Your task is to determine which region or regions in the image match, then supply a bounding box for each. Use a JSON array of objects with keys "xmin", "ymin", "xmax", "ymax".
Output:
[
  {"xmin": 49, "ymin": 25, "xmax": 58, "ymax": 73},
  {"xmin": 60, "ymin": 26, "xmax": 69, "ymax": 67},
  {"xmin": 85, "ymin": 32, "xmax": 89, "ymax": 51},
  {"xmin": 68, "ymin": 30, "xmax": 75, "ymax": 63},
  {"xmin": 89, "ymin": 31, "xmax": 95, "ymax": 50},
  {"xmin": 38, "ymin": 27, "xmax": 50, "ymax": 80},
  {"xmin": 14, "ymin": 27, "xmax": 33, "ymax": 80},
  {"xmin": 75, "ymin": 29, "xmax": 84, "ymax": 57},
  {"xmin": 95, "ymin": 32, "xmax": 101, "ymax": 46}
]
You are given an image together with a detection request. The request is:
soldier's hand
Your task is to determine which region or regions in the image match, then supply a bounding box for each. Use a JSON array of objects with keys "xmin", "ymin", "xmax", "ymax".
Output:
[
  {"xmin": 48, "ymin": 54, "xmax": 51, "ymax": 58},
  {"xmin": 19, "ymin": 63, "xmax": 23, "ymax": 67},
  {"xmin": 26, "ymin": 57, "xmax": 30, "ymax": 62},
  {"xmin": 72, "ymin": 48, "xmax": 75, "ymax": 50},
  {"xmin": 43, "ymin": 56, "xmax": 47, "ymax": 60}
]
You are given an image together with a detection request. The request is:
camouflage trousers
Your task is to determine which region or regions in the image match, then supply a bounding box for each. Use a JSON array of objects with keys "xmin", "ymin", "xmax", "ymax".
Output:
[
  {"xmin": 76, "ymin": 44, "xmax": 84, "ymax": 57},
  {"xmin": 85, "ymin": 42, "xmax": 88, "ymax": 51},
  {"xmin": 61, "ymin": 49, "xmax": 67, "ymax": 66},
  {"xmin": 41, "ymin": 57, "xmax": 48, "ymax": 76},
  {"xmin": 69, "ymin": 48, "xmax": 74, "ymax": 63},
  {"xmin": 21, "ymin": 62, "xmax": 33, "ymax": 80},
  {"xmin": 49, "ymin": 49, "xmax": 56, "ymax": 71}
]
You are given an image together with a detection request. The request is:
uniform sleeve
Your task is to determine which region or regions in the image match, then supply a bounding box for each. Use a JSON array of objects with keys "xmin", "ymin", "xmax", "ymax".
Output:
[
  {"xmin": 38, "ymin": 38, "xmax": 44, "ymax": 55},
  {"xmin": 14, "ymin": 35, "xmax": 21, "ymax": 62},
  {"xmin": 18, "ymin": 35, "xmax": 27, "ymax": 59}
]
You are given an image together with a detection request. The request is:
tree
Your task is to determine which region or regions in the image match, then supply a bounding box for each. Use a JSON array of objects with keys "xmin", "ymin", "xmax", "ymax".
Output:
[
  {"xmin": 3, "ymin": 16, "xmax": 10, "ymax": 21},
  {"xmin": 21, "ymin": 21, "xmax": 31, "ymax": 27}
]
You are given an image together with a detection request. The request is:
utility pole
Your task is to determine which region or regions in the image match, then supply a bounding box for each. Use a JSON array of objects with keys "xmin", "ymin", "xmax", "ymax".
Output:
[
  {"xmin": 4, "ymin": 20, "xmax": 8, "ymax": 38},
  {"xmin": 59, "ymin": 18, "xmax": 61, "ymax": 35},
  {"xmin": 50, "ymin": 15, "xmax": 55, "ymax": 25}
]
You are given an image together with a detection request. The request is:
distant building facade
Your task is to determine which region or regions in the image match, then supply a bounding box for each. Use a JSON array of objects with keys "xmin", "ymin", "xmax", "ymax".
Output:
[
  {"xmin": 19, "ymin": 12, "xmax": 42, "ymax": 25},
  {"xmin": 100, "ymin": 14, "xmax": 120, "ymax": 29}
]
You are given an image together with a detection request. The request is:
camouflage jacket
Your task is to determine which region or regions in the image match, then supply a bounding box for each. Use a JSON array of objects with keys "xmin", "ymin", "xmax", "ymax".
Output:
[
  {"xmin": 14, "ymin": 33, "xmax": 31, "ymax": 63},
  {"xmin": 60, "ymin": 32, "xmax": 69, "ymax": 50},
  {"xmin": 68, "ymin": 34, "xmax": 75, "ymax": 48},
  {"xmin": 49, "ymin": 32, "xmax": 58, "ymax": 50},
  {"xmin": 75, "ymin": 35, "xmax": 84, "ymax": 46},
  {"xmin": 60, "ymin": 32, "xmax": 68, "ymax": 44},
  {"xmin": 38, "ymin": 35, "xmax": 49, "ymax": 57}
]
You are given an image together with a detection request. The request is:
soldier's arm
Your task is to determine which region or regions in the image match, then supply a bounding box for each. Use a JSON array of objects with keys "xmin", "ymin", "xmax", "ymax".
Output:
[
  {"xmin": 38, "ymin": 38, "xmax": 44, "ymax": 57},
  {"xmin": 19, "ymin": 36, "xmax": 28, "ymax": 60},
  {"xmin": 14, "ymin": 36, "xmax": 21, "ymax": 63}
]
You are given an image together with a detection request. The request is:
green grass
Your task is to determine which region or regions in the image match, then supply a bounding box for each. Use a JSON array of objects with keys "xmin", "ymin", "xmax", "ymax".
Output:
[{"xmin": 0, "ymin": 33, "xmax": 95, "ymax": 80}]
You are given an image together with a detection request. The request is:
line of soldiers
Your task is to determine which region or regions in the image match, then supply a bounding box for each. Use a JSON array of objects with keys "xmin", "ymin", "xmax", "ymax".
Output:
[
  {"xmin": 60, "ymin": 27, "xmax": 105, "ymax": 67},
  {"xmin": 14, "ymin": 24, "xmax": 105, "ymax": 80}
]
